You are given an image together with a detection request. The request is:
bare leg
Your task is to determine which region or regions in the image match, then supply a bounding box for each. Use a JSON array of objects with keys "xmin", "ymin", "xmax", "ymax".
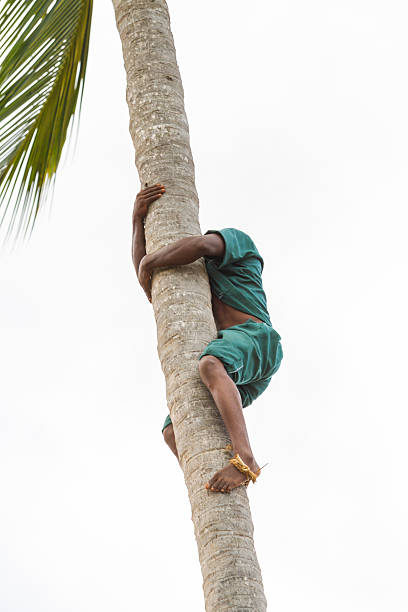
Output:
[
  {"xmin": 162, "ymin": 424, "xmax": 179, "ymax": 460},
  {"xmin": 198, "ymin": 355, "xmax": 260, "ymax": 492}
]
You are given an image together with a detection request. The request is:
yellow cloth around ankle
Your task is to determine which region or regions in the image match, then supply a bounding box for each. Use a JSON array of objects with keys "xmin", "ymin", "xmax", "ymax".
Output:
[{"xmin": 229, "ymin": 454, "xmax": 260, "ymax": 484}]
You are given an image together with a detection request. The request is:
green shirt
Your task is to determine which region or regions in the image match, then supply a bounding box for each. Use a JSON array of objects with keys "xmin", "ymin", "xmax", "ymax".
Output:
[{"xmin": 204, "ymin": 228, "xmax": 272, "ymax": 326}]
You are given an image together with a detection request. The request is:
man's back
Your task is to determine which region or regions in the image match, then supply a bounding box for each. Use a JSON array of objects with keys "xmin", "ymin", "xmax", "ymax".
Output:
[{"xmin": 204, "ymin": 228, "xmax": 272, "ymax": 330}]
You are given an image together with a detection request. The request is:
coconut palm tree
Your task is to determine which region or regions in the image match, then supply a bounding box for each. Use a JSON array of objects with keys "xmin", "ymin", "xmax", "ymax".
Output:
[{"xmin": 0, "ymin": 1, "xmax": 267, "ymax": 609}]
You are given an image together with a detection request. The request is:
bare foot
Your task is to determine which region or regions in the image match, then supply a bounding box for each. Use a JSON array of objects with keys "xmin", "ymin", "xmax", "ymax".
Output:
[{"xmin": 205, "ymin": 455, "xmax": 260, "ymax": 493}]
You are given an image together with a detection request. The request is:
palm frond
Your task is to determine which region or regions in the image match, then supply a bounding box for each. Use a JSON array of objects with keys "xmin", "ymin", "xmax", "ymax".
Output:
[{"xmin": 0, "ymin": 0, "xmax": 93, "ymax": 243}]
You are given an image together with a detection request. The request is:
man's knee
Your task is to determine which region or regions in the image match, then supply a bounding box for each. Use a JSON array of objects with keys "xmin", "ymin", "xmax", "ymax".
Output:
[
  {"xmin": 162, "ymin": 423, "xmax": 179, "ymax": 459},
  {"xmin": 199, "ymin": 355, "xmax": 225, "ymax": 388},
  {"xmin": 162, "ymin": 423, "xmax": 174, "ymax": 444}
]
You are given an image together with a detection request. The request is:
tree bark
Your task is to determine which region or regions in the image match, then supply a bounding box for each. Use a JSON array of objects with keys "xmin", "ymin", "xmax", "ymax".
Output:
[{"xmin": 112, "ymin": 1, "xmax": 267, "ymax": 609}]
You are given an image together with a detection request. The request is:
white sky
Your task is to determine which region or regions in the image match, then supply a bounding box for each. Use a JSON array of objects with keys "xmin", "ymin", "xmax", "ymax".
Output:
[{"xmin": 1, "ymin": 1, "xmax": 407, "ymax": 610}]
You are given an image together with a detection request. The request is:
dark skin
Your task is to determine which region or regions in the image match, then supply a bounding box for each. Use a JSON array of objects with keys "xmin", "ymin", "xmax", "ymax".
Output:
[{"xmin": 133, "ymin": 184, "xmax": 261, "ymax": 492}]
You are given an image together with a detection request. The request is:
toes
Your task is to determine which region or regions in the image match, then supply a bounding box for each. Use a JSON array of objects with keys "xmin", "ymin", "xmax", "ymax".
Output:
[
  {"xmin": 217, "ymin": 479, "xmax": 225, "ymax": 492},
  {"xmin": 207, "ymin": 479, "xmax": 216, "ymax": 491},
  {"xmin": 213, "ymin": 477, "xmax": 228, "ymax": 492},
  {"xmin": 207, "ymin": 472, "xmax": 219, "ymax": 489},
  {"xmin": 218, "ymin": 479, "xmax": 228, "ymax": 493},
  {"xmin": 210, "ymin": 477, "xmax": 222, "ymax": 492},
  {"xmin": 219, "ymin": 478, "xmax": 231, "ymax": 493},
  {"xmin": 206, "ymin": 477, "xmax": 225, "ymax": 493},
  {"xmin": 206, "ymin": 466, "xmax": 245, "ymax": 493}
]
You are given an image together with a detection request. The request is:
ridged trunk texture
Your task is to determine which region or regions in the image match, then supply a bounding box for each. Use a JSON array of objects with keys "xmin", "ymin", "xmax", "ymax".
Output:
[{"xmin": 112, "ymin": 1, "xmax": 267, "ymax": 610}]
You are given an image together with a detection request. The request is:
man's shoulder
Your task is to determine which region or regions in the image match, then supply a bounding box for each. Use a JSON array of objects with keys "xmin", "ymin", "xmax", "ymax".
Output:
[
  {"xmin": 205, "ymin": 227, "xmax": 252, "ymax": 240},
  {"xmin": 204, "ymin": 228, "xmax": 264, "ymax": 271},
  {"xmin": 205, "ymin": 228, "xmax": 258, "ymax": 252}
]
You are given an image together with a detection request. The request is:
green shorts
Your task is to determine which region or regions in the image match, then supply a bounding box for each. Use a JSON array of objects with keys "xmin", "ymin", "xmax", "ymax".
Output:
[{"xmin": 162, "ymin": 319, "xmax": 283, "ymax": 432}]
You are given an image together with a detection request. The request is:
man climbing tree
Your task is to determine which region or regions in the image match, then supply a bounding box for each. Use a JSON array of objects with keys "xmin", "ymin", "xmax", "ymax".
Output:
[
  {"xmin": 132, "ymin": 184, "xmax": 283, "ymax": 492},
  {"xmin": 1, "ymin": 0, "xmax": 280, "ymax": 607}
]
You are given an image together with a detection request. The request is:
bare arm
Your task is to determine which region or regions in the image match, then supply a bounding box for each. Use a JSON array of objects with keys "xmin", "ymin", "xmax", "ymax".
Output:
[
  {"xmin": 132, "ymin": 216, "xmax": 146, "ymax": 273},
  {"xmin": 138, "ymin": 233, "xmax": 224, "ymax": 301},
  {"xmin": 131, "ymin": 184, "xmax": 165, "ymax": 274},
  {"xmin": 144, "ymin": 233, "xmax": 224, "ymax": 269}
]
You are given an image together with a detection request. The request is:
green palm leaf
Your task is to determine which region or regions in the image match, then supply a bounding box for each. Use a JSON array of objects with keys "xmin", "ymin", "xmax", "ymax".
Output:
[{"xmin": 0, "ymin": 0, "xmax": 93, "ymax": 243}]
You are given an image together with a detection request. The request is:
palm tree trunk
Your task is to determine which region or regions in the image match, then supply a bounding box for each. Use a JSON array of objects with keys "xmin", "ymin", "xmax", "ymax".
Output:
[{"xmin": 112, "ymin": 1, "xmax": 267, "ymax": 609}]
